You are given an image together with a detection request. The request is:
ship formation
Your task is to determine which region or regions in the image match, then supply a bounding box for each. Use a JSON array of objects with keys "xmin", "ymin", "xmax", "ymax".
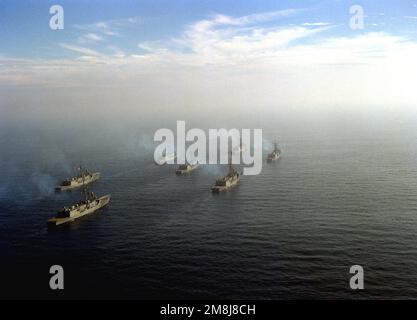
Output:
[
  {"xmin": 174, "ymin": 140, "xmax": 281, "ymax": 192},
  {"xmin": 47, "ymin": 141, "xmax": 281, "ymax": 228},
  {"xmin": 48, "ymin": 166, "xmax": 110, "ymax": 227}
]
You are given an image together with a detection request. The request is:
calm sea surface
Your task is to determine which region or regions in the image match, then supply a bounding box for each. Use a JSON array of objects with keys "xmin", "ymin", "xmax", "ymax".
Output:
[{"xmin": 1, "ymin": 114, "xmax": 417, "ymax": 299}]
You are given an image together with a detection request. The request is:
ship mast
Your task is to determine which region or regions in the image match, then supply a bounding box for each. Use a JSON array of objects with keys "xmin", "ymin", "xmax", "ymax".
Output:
[
  {"xmin": 228, "ymin": 152, "xmax": 233, "ymax": 175},
  {"xmin": 80, "ymin": 164, "xmax": 88, "ymax": 202}
]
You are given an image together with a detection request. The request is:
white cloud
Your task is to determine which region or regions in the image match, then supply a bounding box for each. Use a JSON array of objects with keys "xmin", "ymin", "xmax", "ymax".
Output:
[
  {"xmin": 73, "ymin": 16, "xmax": 141, "ymax": 37},
  {"xmin": 137, "ymin": 10, "xmax": 328, "ymax": 66},
  {"xmin": 302, "ymin": 22, "xmax": 330, "ymax": 26},
  {"xmin": 59, "ymin": 43, "xmax": 104, "ymax": 57},
  {"xmin": 190, "ymin": 9, "xmax": 301, "ymax": 29},
  {"xmin": 2, "ymin": 11, "xmax": 417, "ymax": 115},
  {"xmin": 77, "ymin": 33, "xmax": 104, "ymax": 43}
]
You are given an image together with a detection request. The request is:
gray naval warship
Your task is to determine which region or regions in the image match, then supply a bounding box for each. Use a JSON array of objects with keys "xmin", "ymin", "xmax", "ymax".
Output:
[
  {"xmin": 176, "ymin": 161, "xmax": 199, "ymax": 175},
  {"xmin": 211, "ymin": 155, "xmax": 240, "ymax": 193},
  {"xmin": 55, "ymin": 166, "xmax": 100, "ymax": 191},
  {"xmin": 48, "ymin": 179, "xmax": 110, "ymax": 227},
  {"xmin": 267, "ymin": 142, "xmax": 281, "ymax": 163}
]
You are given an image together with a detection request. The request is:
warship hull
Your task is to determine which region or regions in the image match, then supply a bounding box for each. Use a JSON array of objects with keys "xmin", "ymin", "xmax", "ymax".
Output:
[
  {"xmin": 176, "ymin": 164, "xmax": 199, "ymax": 175},
  {"xmin": 47, "ymin": 194, "xmax": 110, "ymax": 227},
  {"xmin": 267, "ymin": 153, "xmax": 281, "ymax": 163},
  {"xmin": 211, "ymin": 177, "xmax": 240, "ymax": 193},
  {"xmin": 267, "ymin": 142, "xmax": 281, "ymax": 163},
  {"xmin": 55, "ymin": 172, "xmax": 100, "ymax": 191}
]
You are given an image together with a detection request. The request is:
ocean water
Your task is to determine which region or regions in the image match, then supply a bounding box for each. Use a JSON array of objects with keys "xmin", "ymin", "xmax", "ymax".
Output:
[{"xmin": 1, "ymin": 113, "xmax": 417, "ymax": 299}]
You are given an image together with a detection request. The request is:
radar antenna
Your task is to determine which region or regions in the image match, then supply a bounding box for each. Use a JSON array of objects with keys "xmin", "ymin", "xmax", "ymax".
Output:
[{"xmin": 229, "ymin": 152, "xmax": 233, "ymax": 175}]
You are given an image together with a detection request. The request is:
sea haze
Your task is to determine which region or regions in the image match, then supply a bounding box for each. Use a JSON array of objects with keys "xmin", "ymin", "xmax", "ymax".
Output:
[{"xmin": 1, "ymin": 111, "xmax": 417, "ymax": 299}]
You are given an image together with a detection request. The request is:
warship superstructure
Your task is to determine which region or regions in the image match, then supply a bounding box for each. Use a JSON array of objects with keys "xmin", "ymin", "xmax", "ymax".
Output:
[
  {"xmin": 211, "ymin": 155, "xmax": 240, "ymax": 193},
  {"xmin": 176, "ymin": 161, "xmax": 199, "ymax": 175},
  {"xmin": 267, "ymin": 142, "xmax": 281, "ymax": 162},
  {"xmin": 48, "ymin": 173, "xmax": 110, "ymax": 227},
  {"xmin": 55, "ymin": 166, "xmax": 100, "ymax": 191}
]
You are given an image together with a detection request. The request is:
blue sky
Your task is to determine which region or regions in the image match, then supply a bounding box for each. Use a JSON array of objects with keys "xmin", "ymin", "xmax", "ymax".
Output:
[
  {"xmin": 1, "ymin": 0, "xmax": 417, "ymax": 115},
  {"xmin": 1, "ymin": 0, "xmax": 416, "ymax": 59}
]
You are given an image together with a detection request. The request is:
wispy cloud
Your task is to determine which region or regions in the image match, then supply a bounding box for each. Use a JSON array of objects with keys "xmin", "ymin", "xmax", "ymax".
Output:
[
  {"xmin": 61, "ymin": 17, "xmax": 142, "ymax": 56},
  {"xmin": 190, "ymin": 9, "xmax": 301, "ymax": 29},
  {"xmin": 59, "ymin": 43, "xmax": 104, "ymax": 57},
  {"xmin": 73, "ymin": 16, "xmax": 141, "ymax": 37},
  {"xmin": 135, "ymin": 10, "xmax": 326, "ymax": 66},
  {"xmin": 302, "ymin": 22, "xmax": 330, "ymax": 26},
  {"xmin": 77, "ymin": 33, "xmax": 104, "ymax": 44}
]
